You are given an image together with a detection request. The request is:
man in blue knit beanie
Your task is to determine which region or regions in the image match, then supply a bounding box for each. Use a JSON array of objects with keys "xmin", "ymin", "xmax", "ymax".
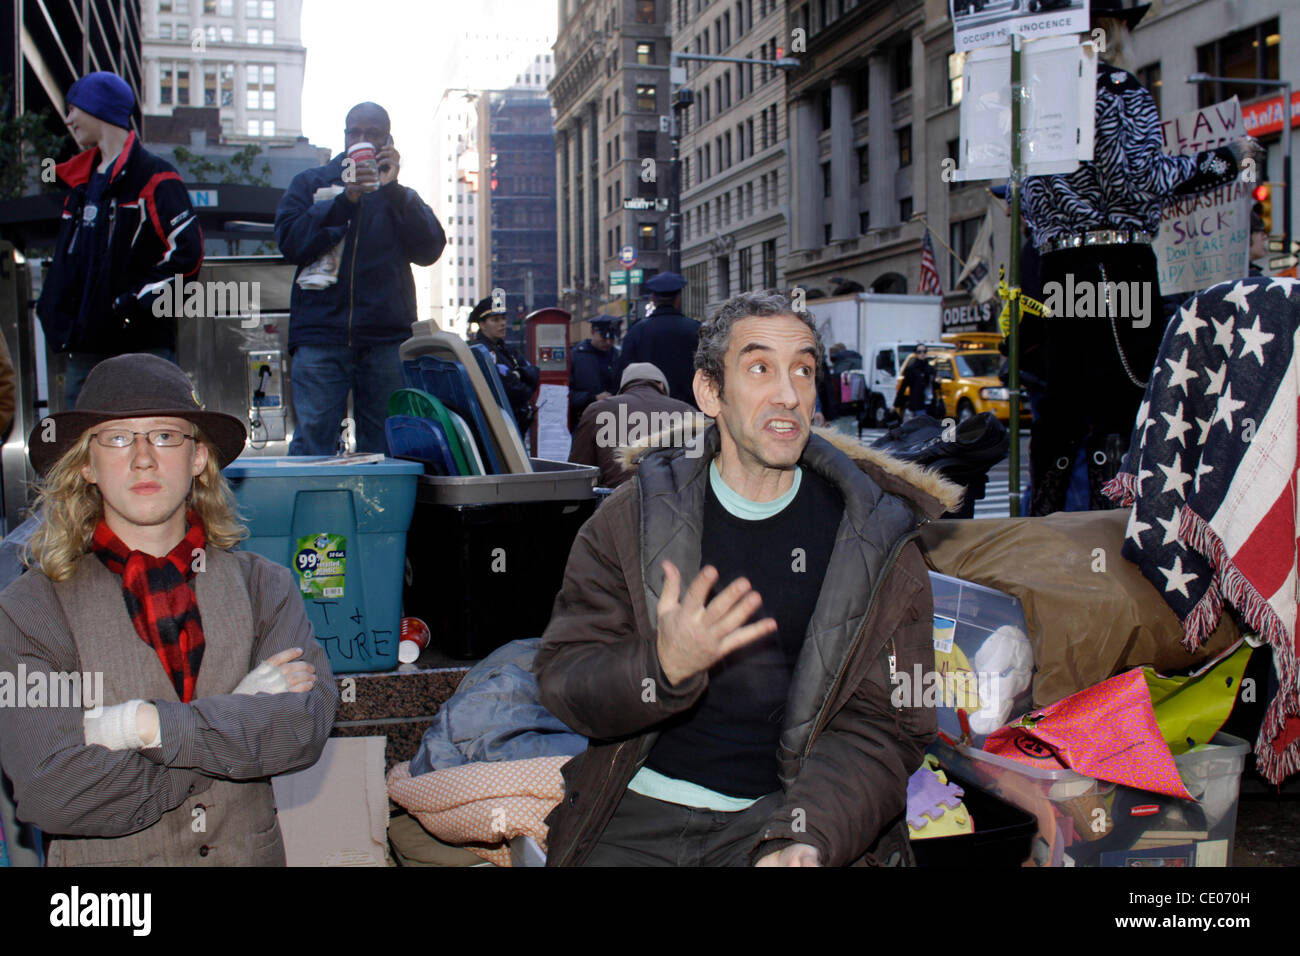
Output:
[{"xmin": 37, "ymin": 71, "xmax": 203, "ymax": 407}]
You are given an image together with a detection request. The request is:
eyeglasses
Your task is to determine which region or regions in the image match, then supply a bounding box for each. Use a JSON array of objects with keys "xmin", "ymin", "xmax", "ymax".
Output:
[{"xmin": 91, "ymin": 429, "xmax": 196, "ymax": 449}]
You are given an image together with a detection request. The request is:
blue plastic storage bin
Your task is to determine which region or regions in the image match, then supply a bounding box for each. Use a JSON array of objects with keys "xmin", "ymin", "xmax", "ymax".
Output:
[{"xmin": 223, "ymin": 456, "xmax": 422, "ymax": 673}]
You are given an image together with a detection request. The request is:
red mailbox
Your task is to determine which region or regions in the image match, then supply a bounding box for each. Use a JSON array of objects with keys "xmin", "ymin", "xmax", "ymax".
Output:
[{"xmin": 525, "ymin": 307, "xmax": 571, "ymax": 451}]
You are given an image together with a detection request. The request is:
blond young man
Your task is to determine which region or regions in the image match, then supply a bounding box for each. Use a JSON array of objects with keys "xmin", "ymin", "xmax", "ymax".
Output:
[{"xmin": 0, "ymin": 353, "xmax": 336, "ymax": 865}]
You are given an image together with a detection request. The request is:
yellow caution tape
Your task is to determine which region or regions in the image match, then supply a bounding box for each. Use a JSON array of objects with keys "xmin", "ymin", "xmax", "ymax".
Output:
[{"xmin": 997, "ymin": 268, "xmax": 1051, "ymax": 337}]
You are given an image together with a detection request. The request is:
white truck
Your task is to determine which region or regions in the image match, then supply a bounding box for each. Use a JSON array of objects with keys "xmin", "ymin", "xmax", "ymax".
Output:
[{"xmin": 807, "ymin": 292, "xmax": 944, "ymax": 426}]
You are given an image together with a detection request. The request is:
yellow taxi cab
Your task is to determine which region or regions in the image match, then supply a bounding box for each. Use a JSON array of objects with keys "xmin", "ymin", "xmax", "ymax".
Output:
[{"xmin": 896, "ymin": 332, "xmax": 1031, "ymax": 425}]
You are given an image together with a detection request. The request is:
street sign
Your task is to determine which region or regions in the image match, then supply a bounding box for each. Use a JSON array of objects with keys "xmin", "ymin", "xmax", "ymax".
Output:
[
  {"xmin": 622, "ymin": 197, "xmax": 670, "ymax": 211},
  {"xmin": 609, "ymin": 282, "xmax": 627, "ymax": 296},
  {"xmin": 618, "ymin": 245, "xmax": 637, "ymax": 266},
  {"xmin": 609, "ymin": 269, "xmax": 643, "ymax": 284}
]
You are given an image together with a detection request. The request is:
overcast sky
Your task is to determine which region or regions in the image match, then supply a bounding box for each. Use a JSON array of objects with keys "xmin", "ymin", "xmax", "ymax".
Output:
[{"xmin": 300, "ymin": 0, "xmax": 557, "ymax": 196}]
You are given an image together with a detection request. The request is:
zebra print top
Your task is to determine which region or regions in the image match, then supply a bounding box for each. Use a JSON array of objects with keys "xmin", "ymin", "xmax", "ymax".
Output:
[{"xmin": 1024, "ymin": 63, "xmax": 1240, "ymax": 250}]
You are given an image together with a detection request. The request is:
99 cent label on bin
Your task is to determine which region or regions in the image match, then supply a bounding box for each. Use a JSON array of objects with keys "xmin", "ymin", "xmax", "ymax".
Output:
[{"xmin": 294, "ymin": 533, "xmax": 347, "ymax": 598}]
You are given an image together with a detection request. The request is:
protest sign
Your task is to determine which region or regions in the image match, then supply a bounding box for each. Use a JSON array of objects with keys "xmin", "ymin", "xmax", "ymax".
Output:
[
  {"xmin": 951, "ymin": 0, "xmax": 1090, "ymax": 54},
  {"xmin": 1153, "ymin": 97, "xmax": 1250, "ymax": 295}
]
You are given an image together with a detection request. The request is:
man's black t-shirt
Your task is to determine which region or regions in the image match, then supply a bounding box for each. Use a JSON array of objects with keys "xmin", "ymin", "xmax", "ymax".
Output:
[{"xmin": 645, "ymin": 466, "xmax": 843, "ymax": 798}]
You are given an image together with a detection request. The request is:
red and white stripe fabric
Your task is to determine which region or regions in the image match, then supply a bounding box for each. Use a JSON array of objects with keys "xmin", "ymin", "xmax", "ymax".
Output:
[{"xmin": 1104, "ymin": 276, "xmax": 1300, "ymax": 783}]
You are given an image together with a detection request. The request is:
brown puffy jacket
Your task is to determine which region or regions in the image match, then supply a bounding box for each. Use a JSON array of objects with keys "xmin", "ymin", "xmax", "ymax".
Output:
[{"xmin": 536, "ymin": 421, "xmax": 962, "ymax": 866}]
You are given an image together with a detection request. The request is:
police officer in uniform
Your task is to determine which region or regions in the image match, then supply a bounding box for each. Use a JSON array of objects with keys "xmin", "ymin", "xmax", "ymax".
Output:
[
  {"xmin": 568, "ymin": 315, "xmax": 621, "ymax": 431},
  {"xmin": 614, "ymin": 272, "xmax": 701, "ymax": 408},
  {"xmin": 470, "ymin": 296, "xmax": 540, "ymax": 437}
]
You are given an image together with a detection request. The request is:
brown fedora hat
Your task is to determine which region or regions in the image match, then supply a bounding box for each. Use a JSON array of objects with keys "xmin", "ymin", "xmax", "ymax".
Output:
[{"xmin": 29, "ymin": 353, "xmax": 247, "ymax": 475}]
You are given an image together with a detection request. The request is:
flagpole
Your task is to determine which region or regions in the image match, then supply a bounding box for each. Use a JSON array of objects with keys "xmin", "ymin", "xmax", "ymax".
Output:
[
  {"xmin": 912, "ymin": 213, "xmax": 967, "ymax": 267},
  {"xmin": 1008, "ymin": 30, "xmax": 1024, "ymax": 518}
]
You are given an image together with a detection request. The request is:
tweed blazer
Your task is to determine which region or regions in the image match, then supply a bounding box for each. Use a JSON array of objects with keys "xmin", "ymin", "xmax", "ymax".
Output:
[{"xmin": 0, "ymin": 546, "xmax": 337, "ymax": 865}]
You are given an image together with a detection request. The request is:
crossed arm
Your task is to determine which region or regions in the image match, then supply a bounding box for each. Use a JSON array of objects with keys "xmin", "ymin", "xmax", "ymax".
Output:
[{"xmin": 0, "ymin": 560, "xmax": 337, "ymax": 837}]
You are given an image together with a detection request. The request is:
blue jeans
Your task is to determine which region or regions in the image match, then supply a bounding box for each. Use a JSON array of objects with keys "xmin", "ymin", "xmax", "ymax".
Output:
[
  {"xmin": 66, "ymin": 349, "xmax": 177, "ymax": 409},
  {"xmin": 289, "ymin": 343, "xmax": 405, "ymax": 455}
]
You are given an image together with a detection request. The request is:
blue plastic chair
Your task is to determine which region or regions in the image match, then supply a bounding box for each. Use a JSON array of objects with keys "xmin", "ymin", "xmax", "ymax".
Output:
[
  {"xmin": 403, "ymin": 356, "xmax": 505, "ymax": 474},
  {"xmin": 469, "ymin": 343, "xmax": 526, "ymax": 448},
  {"xmin": 385, "ymin": 415, "xmax": 459, "ymax": 476}
]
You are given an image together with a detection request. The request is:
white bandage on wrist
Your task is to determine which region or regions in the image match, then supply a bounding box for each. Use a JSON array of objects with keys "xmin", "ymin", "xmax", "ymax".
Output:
[
  {"xmin": 83, "ymin": 699, "xmax": 145, "ymax": 751},
  {"xmin": 233, "ymin": 660, "xmax": 290, "ymax": 696}
]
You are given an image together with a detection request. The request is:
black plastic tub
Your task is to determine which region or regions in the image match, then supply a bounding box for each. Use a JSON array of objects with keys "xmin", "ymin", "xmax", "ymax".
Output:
[{"xmin": 910, "ymin": 771, "xmax": 1038, "ymax": 867}]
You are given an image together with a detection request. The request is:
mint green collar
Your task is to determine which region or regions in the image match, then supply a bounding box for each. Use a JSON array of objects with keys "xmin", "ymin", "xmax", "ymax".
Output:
[{"xmin": 708, "ymin": 460, "xmax": 802, "ymax": 520}]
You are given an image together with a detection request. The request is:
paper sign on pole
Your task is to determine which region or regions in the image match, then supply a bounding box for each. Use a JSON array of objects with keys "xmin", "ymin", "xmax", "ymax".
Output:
[
  {"xmin": 958, "ymin": 34, "xmax": 1096, "ymax": 180},
  {"xmin": 1153, "ymin": 97, "xmax": 1250, "ymax": 295},
  {"xmin": 951, "ymin": 0, "xmax": 1090, "ymax": 54}
]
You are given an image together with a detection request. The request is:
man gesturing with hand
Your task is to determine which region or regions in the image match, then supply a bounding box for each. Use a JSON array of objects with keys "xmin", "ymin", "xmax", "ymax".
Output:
[
  {"xmin": 655, "ymin": 564, "xmax": 775, "ymax": 687},
  {"xmin": 537, "ymin": 292, "xmax": 961, "ymax": 867}
]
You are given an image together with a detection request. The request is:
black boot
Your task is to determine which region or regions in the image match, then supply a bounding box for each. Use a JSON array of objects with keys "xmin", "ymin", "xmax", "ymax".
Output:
[
  {"xmin": 1029, "ymin": 448, "xmax": 1074, "ymax": 517},
  {"xmin": 1086, "ymin": 433, "xmax": 1127, "ymax": 510}
]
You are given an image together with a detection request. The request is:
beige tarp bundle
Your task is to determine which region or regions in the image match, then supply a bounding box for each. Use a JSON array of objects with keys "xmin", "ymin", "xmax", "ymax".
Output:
[{"xmin": 918, "ymin": 509, "xmax": 1241, "ymax": 709}]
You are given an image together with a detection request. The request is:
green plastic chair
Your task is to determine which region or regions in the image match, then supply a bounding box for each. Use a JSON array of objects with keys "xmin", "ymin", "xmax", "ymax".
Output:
[{"xmin": 388, "ymin": 388, "xmax": 473, "ymax": 476}]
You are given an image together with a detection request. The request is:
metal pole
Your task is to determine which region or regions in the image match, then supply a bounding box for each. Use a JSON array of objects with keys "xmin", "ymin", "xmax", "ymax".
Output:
[
  {"xmin": 1008, "ymin": 32, "xmax": 1023, "ymax": 518},
  {"xmin": 669, "ymin": 104, "xmax": 682, "ymax": 275},
  {"xmin": 1283, "ymin": 82, "xmax": 1293, "ymax": 270}
]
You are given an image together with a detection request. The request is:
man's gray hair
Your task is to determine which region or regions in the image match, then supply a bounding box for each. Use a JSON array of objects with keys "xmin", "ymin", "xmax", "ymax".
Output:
[{"xmin": 695, "ymin": 291, "xmax": 825, "ymax": 398}]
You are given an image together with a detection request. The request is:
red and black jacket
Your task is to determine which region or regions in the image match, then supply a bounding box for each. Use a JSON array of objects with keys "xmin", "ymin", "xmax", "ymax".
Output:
[{"xmin": 36, "ymin": 132, "xmax": 203, "ymax": 354}]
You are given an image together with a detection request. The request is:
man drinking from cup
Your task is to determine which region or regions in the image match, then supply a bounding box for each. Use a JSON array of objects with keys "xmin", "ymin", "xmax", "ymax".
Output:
[{"xmin": 275, "ymin": 102, "xmax": 446, "ymax": 455}]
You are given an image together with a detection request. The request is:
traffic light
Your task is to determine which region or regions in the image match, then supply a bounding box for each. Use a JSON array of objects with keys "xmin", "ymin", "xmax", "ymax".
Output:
[{"xmin": 1254, "ymin": 184, "xmax": 1272, "ymax": 234}]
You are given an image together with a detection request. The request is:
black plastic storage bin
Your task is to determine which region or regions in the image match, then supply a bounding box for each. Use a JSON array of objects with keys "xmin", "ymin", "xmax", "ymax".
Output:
[
  {"xmin": 910, "ymin": 771, "xmax": 1038, "ymax": 867},
  {"xmin": 404, "ymin": 459, "xmax": 599, "ymax": 659}
]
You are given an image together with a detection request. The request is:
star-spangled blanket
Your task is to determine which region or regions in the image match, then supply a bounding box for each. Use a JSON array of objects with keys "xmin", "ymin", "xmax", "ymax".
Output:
[{"xmin": 1103, "ymin": 275, "xmax": 1299, "ymax": 784}]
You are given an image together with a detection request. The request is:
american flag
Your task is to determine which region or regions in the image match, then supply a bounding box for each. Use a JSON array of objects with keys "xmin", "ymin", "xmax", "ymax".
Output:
[
  {"xmin": 918, "ymin": 232, "xmax": 943, "ymax": 296},
  {"xmin": 1104, "ymin": 275, "xmax": 1300, "ymax": 784}
]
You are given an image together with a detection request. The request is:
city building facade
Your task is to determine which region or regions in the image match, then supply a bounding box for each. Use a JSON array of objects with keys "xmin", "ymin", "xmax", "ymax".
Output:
[
  {"xmin": 783, "ymin": 1, "xmax": 934, "ymax": 298},
  {"xmin": 552, "ymin": 0, "xmax": 673, "ymax": 334},
  {"xmin": 677, "ymin": 0, "xmax": 790, "ymax": 321},
  {"xmin": 140, "ymin": 0, "xmax": 306, "ymax": 144},
  {"xmin": 430, "ymin": 48, "xmax": 556, "ymax": 338}
]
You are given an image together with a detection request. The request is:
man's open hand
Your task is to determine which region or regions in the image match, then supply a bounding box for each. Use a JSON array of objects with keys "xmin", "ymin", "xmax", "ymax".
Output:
[
  {"xmin": 655, "ymin": 561, "xmax": 776, "ymax": 686},
  {"xmin": 755, "ymin": 844, "xmax": 822, "ymax": 867}
]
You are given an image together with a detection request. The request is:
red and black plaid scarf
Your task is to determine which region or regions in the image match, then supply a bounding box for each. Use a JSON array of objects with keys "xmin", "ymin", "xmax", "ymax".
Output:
[{"xmin": 91, "ymin": 510, "xmax": 207, "ymax": 702}]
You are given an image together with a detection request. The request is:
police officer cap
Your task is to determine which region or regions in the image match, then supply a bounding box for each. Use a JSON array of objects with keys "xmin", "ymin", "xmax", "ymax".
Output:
[
  {"xmin": 469, "ymin": 296, "xmax": 506, "ymax": 323},
  {"xmin": 644, "ymin": 272, "xmax": 687, "ymax": 294},
  {"xmin": 590, "ymin": 314, "xmax": 623, "ymax": 330}
]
